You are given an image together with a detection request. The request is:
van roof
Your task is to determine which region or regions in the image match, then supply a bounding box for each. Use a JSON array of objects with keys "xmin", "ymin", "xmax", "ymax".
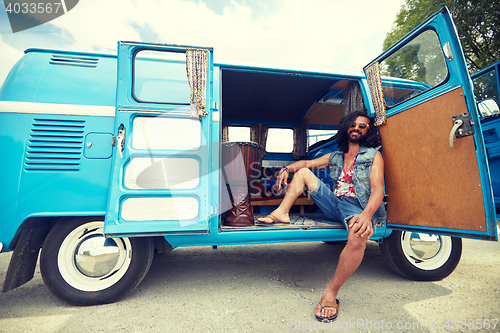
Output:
[{"xmin": 1, "ymin": 48, "xmax": 366, "ymax": 127}]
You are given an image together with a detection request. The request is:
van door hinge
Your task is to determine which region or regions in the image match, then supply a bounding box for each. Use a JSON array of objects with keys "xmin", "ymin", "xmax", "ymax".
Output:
[{"xmin": 449, "ymin": 113, "xmax": 475, "ymax": 147}]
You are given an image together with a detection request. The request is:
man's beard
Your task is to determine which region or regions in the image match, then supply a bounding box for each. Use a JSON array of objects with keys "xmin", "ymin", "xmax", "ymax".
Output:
[{"xmin": 348, "ymin": 130, "xmax": 366, "ymax": 144}]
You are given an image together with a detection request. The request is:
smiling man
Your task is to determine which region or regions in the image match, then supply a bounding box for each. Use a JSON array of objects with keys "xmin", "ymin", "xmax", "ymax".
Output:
[{"xmin": 257, "ymin": 110, "xmax": 386, "ymax": 322}]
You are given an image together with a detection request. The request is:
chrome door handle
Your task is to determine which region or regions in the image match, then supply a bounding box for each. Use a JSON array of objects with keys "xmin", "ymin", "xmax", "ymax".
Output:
[{"xmin": 117, "ymin": 126, "xmax": 126, "ymax": 158}]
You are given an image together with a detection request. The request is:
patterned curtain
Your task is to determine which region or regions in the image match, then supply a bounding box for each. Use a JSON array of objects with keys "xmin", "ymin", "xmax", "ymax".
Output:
[
  {"xmin": 250, "ymin": 124, "xmax": 269, "ymax": 152},
  {"xmin": 293, "ymin": 119, "xmax": 309, "ymax": 159},
  {"xmin": 186, "ymin": 49, "xmax": 208, "ymax": 119},
  {"xmin": 365, "ymin": 61, "xmax": 387, "ymax": 126},
  {"xmin": 343, "ymin": 81, "xmax": 365, "ymax": 115},
  {"xmin": 222, "ymin": 124, "xmax": 229, "ymax": 142}
]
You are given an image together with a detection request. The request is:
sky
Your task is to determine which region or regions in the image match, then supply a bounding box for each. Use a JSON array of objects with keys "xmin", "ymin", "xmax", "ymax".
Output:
[{"xmin": 0, "ymin": 0, "xmax": 407, "ymax": 87}]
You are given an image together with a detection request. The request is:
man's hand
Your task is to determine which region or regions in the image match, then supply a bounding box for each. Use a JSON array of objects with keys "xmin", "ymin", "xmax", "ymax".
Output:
[
  {"xmin": 275, "ymin": 169, "xmax": 288, "ymax": 191},
  {"xmin": 348, "ymin": 213, "xmax": 374, "ymax": 239}
]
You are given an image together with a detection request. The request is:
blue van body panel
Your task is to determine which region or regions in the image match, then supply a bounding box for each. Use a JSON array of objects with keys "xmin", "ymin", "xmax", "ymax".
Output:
[
  {"xmin": 0, "ymin": 49, "xmax": 117, "ymax": 107},
  {"xmin": 0, "ymin": 112, "xmax": 114, "ymax": 250},
  {"xmin": 0, "ymin": 112, "xmax": 26, "ymax": 249},
  {"xmin": 481, "ymin": 116, "xmax": 500, "ymax": 209}
]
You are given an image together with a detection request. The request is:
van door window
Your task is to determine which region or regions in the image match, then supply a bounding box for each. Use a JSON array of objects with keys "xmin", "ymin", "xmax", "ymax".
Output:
[
  {"xmin": 380, "ymin": 29, "xmax": 449, "ymax": 108},
  {"xmin": 133, "ymin": 50, "xmax": 190, "ymax": 104}
]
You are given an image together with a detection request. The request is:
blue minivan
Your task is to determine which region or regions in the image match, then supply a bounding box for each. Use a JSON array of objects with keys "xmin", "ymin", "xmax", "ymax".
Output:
[{"xmin": 0, "ymin": 7, "xmax": 497, "ymax": 305}]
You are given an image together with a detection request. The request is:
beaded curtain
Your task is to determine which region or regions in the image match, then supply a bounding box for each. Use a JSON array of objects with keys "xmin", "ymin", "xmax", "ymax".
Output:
[
  {"xmin": 186, "ymin": 49, "xmax": 208, "ymax": 119},
  {"xmin": 365, "ymin": 61, "xmax": 387, "ymax": 126}
]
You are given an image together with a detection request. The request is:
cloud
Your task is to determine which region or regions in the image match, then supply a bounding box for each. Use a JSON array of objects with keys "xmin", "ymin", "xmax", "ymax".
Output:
[{"xmin": 0, "ymin": 34, "xmax": 24, "ymax": 85}]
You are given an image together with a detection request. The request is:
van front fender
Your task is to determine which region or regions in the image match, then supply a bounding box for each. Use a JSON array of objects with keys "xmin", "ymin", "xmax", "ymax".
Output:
[{"xmin": 2, "ymin": 224, "xmax": 49, "ymax": 292}]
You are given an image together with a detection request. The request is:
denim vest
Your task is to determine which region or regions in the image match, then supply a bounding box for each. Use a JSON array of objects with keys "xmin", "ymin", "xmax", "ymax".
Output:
[{"xmin": 329, "ymin": 146, "xmax": 386, "ymax": 228}]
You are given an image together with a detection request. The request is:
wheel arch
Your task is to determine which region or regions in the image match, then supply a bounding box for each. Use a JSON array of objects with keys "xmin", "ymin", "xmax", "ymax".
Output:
[
  {"xmin": 379, "ymin": 229, "xmax": 462, "ymax": 281},
  {"xmin": 2, "ymin": 216, "xmax": 60, "ymax": 292},
  {"xmin": 3, "ymin": 215, "xmax": 168, "ymax": 293}
]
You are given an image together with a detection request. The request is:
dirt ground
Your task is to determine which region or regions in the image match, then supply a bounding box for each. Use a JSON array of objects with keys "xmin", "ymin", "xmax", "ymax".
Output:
[{"xmin": 1, "ymin": 233, "xmax": 499, "ymax": 333}]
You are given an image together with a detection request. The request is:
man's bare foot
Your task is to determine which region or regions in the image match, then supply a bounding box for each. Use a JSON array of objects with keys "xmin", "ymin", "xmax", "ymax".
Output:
[{"xmin": 257, "ymin": 210, "xmax": 290, "ymax": 224}]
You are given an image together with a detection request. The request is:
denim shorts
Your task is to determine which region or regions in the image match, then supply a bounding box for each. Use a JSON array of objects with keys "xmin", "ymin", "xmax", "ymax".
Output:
[{"xmin": 308, "ymin": 179, "xmax": 365, "ymax": 230}]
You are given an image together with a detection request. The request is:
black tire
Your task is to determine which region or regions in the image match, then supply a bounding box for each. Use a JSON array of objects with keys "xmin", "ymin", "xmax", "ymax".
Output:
[
  {"xmin": 323, "ymin": 241, "xmax": 346, "ymax": 245},
  {"xmin": 40, "ymin": 217, "xmax": 154, "ymax": 305},
  {"xmin": 379, "ymin": 230, "xmax": 462, "ymax": 281}
]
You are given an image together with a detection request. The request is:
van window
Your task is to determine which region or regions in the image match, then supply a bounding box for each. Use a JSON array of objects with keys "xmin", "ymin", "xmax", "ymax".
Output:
[
  {"xmin": 473, "ymin": 69, "xmax": 499, "ymax": 117},
  {"xmin": 133, "ymin": 50, "xmax": 190, "ymax": 104},
  {"xmin": 228, "ymin": 126, "xmax": 250, "ymax": 142},
  {"xmin": 309, "ymin": 129, "xmax": 337, "ymax": 145},
  {"xmin": 379, "ymin": 29, "xmax": 448, "ymax": 108},
  {"xmin": 266, "ymin": 128, "xmax": 293, "ymax": 153}
]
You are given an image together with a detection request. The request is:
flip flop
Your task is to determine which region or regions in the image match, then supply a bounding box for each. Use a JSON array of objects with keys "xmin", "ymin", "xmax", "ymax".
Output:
[
  {"xmin": 315, "ymin": 299, "xmax": 339, "ymax": 322},
  {"xmin": 256, "ymin": 214, "xmax": 289, "ymax": 225}
]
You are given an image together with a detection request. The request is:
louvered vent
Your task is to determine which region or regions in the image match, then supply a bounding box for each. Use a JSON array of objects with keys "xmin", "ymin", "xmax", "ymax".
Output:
[
  {"xmin": 24, "ymin": 119, "xmax": 85, "ymax": 172},
  {"xmin": 49, "ymin": 54, "xmax": 98, "ymax": 68}
]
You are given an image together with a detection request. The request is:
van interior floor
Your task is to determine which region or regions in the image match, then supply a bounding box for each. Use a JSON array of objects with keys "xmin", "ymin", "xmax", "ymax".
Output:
[{"xmin": 221, "ymin": 213, "xmax": 345, "ymax": 230}]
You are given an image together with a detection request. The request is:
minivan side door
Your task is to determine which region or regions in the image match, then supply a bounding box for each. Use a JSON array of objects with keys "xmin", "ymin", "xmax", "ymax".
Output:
[
  {"xmin": 364, "ymin": 7, "xmax": 497, "ymax": 241},
  {"xmin": 104, "ymin": 42, "xmax": 217, "ymax": 236}
]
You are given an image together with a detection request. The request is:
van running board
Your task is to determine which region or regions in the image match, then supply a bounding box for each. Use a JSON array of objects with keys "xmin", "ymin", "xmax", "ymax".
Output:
[{"xmin": 220, "ymin": 214, "xmax": 345, "ymax": 230}]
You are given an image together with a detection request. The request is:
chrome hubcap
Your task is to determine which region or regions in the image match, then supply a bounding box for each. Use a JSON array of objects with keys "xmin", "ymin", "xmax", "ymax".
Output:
[
  {"xmin": 408, "ymin": 233, "xmax": 441, "ymax": 260},
  {"xmin": 58, "ymin": 221, "xmax": 132, "ymax": 292},
  {"xmin": 75, "ymin": 235, "xmax": 121, "ymax": 278},
  {"xmin": 401, "ymin": 231, "xmax": 452, "ymax": 270}
]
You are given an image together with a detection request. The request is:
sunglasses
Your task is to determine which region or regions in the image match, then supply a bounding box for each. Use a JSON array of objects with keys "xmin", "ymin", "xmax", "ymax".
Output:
[{"xmin": 348, "ymin": 122, "xmax": 370, "ymax": 130}]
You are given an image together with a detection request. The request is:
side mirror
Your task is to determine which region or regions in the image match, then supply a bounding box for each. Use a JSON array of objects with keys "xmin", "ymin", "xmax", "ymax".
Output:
[{"xmin": 478, "ymin": 98, "xmax": 500, "ymax": 117}]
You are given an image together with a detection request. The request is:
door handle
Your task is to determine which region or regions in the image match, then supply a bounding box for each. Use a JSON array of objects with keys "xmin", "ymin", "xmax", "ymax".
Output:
[
  {"xmin": 116, "ymin": 125, "xmax": 126, "ymax": 158},
  {"xmin": 449, "ymin": 119, "xmax": 463, "ymax": 147}
]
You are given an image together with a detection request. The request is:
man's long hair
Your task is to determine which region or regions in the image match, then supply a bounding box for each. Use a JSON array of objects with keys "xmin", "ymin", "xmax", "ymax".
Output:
[{"xmin": 335, "ymin": 110, "xmax": 380, "ymax": 153}]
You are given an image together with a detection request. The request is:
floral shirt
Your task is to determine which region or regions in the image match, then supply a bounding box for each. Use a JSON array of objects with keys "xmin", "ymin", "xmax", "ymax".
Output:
[{"xmin": 334, "ymin": 155, "xmax": 357, "ymax": 199}]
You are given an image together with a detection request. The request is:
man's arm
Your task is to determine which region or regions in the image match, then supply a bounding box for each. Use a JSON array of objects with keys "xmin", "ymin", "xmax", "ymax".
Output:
[
  {"xmin": 348, "ymin": 151, "xmax": 385, "ymax": 238},
  {"xmin": 275, "ymin": 153, "xmax": 331, "ymax": 190}
]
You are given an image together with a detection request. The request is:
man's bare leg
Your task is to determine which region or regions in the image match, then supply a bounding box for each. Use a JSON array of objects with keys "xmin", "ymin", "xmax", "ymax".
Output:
[
  {"xmin": 315, "ymin": 227, "xmax": 368, "ymax": 319},
  {"xmin": 257, "ymin": 168, "xmax": 319, "ymax": 223}
]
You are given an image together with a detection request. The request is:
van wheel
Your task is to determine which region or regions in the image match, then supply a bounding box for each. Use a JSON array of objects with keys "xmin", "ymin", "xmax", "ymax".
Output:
[
  {"xmin": 379, "ymin": 230, "xmax": 462, "ymax": 281},
  {"xmin": 40, "ymin": 217, "xmax": 154, "ymax": 305}
]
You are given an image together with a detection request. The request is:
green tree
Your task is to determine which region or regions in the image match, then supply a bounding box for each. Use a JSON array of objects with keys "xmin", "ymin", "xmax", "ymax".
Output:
[{"xmin": 383, "ymin": 0, "xmax": 500, "ymax": 73}]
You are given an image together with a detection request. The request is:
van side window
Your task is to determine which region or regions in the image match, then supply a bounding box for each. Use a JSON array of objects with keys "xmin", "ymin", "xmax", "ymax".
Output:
[
  {"xmin": 473, "ymin": 69, "xmax": 500, "ymax": 117},
  {"xmin": 133, "ymin": 50, "xmax": 190, "ymax": 104},
  {"xmin": 308, "ymin": 129, "xmax": 337, "ymax": 146},
  {"xmin": 380, "ymin": 29, "xmax": 448, "ymax": 108},
  {"xmin": 266, "ymin": 128, "xmax": 293, "ymax": 153},
  {"xmin": 228, "ymin": 126, "xmax": 250, "ymax": 142}
]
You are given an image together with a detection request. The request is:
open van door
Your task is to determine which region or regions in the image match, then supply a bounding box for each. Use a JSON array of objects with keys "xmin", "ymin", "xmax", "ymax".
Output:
[
  {"xmin": 104, "ymin": 42, "xmax": 217, "ymax": 236},
  {"xmin": 364, "ymin": 7, "xmax": 497, "ymax": 241}
]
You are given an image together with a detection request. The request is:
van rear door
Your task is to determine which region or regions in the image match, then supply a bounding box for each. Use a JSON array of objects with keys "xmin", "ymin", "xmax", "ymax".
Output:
[
  {"xmin": 364, "ymin": 7, "xmax": 497, "ymax": 240},
  {"xmin": 104, "ymin": 42, "xmax": 217, "ymax": 236}
]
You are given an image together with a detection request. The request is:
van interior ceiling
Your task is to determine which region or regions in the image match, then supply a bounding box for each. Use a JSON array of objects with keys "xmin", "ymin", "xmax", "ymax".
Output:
[{"xmin": 220, "ymin": 68, "xmax": 356, "ymax": 131}]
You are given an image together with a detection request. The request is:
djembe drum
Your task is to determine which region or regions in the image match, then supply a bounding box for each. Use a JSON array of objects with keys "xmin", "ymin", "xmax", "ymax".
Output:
[{"xmin": 222, "ymin": 142, "xmax": 264, "ymax": 227}]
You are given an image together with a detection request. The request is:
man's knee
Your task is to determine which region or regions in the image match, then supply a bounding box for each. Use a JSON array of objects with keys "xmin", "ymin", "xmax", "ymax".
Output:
[
  {"xmin": 347, "ymin": 231, "xmax": 368, "ymax": 250},
  {"xmin": 295, "ymin": 167, "xmax": 313, "ymax": 178},
  {"xmin": 294, "ymin": 168, "xmax": 318, "ymax": 189}
]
